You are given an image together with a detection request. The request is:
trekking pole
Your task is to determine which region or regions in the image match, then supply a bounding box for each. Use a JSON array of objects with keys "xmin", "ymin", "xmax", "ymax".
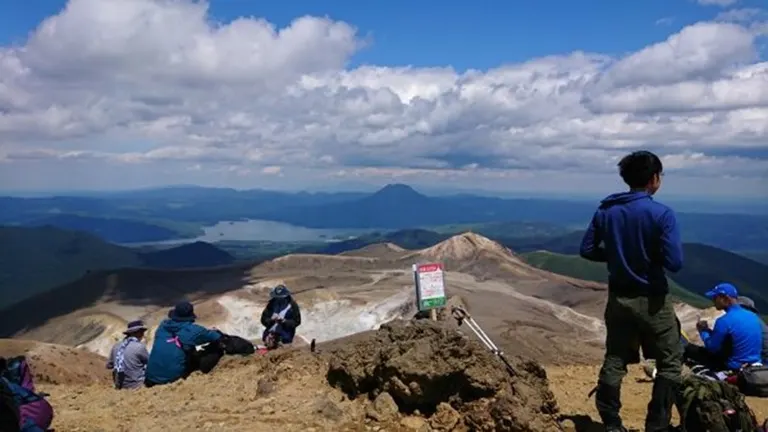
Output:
[
  {"xmin": 451, "ymin": 306, "xmax": 516, "ymax": 377},
  {"xmin": 454, "ymin": 309, "xmax": 497, "ymax": 351}
]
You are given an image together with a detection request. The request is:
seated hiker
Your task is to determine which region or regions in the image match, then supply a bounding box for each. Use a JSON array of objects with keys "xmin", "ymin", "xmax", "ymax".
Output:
[
  {"xmin": 260, "ymin": 285, "xmax": 301, "ymax": 349},
  {"xmin": 144, "ymin": 301, "xmax": 223, "ymax": 387},
  {"xmin": 688, "ymin": 283, "xmax": 763, "ymax": 376},
  {"xmin": 106, "ymin": 320, "xmax": 149, "ymax": 390},
  {"xmin": 735, "ymin": 296, "xmax": 768, "ymax": 363}
]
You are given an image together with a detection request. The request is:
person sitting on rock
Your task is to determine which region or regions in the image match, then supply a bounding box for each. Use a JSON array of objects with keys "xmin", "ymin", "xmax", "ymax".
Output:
[
  {"xmin": 260, "ymin": 285, "xmax": 301, "ymax": 349},
  {"xmin": 106, "ymin": 320, "xmax": 149, "ymax": 390},
  {"xmin": 144, "ymin": 301, "xmax": 223, "ymax": 387},
  {"xmin": 688, "ymin": 283, "xmax": 763, "ymax": 377}
]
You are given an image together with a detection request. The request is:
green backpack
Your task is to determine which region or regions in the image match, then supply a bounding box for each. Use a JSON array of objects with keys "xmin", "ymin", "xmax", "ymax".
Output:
[{"xmin": 677, "ymin": 374, "xmax": 760, "ymax": 432}]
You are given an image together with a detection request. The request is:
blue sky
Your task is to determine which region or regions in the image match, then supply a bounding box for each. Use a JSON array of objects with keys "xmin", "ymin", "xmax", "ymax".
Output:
[{"xmin": 0, "ymin": 0, "xmax": 766, "ymax": 198}]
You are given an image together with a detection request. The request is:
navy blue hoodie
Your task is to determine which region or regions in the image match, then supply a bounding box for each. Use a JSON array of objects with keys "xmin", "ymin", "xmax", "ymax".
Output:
[{"xmin": 579, "ymin": 191, "xmax": 683, "ymax": 295}]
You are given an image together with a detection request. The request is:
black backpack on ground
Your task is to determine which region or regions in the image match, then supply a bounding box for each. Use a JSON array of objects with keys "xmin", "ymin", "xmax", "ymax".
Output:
[
  {"xmin": 220, "ymin": 334, "xmax": 255, "ymax": 356},
  {"xmin": 738, "ymin": 364, "xmax": 768, "ymax": 398}
]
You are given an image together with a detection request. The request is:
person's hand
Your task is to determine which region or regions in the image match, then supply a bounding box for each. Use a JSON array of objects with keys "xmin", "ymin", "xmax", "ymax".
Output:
[
  {"xmin": 271, "ymin": 313, "xmax": 279, "ymax": 321},
  {"xmin": 696, "ymin": 320, "xmax": 710, "ymax": 332}
]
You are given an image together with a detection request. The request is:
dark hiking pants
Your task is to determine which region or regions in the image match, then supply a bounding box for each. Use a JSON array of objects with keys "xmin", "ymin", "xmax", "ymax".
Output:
[
  {"xmin": 596, "ymin": 293, "xmax": 683, "ymax": 431},
  {"xmin": 186, "ymin": 343, "xmax": 224, "ymax": 376},
  {"xmin": 683, "ymin": 343, "xmax": 733, "ymax": 380}
]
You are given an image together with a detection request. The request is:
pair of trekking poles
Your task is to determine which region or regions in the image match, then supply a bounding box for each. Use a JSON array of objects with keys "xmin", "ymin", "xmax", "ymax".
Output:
[{"xmin": 450, "ymin": 306, "xmax": 517, "ymax": 377}]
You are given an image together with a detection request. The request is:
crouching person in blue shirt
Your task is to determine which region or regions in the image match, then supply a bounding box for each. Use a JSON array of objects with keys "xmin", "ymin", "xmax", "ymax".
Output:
[
  {"xmin": 688, "ymin": 283, "xmax": 763, "ymax": 374},
  {"xmin": 260, "ymin": 285, "xmax": 301, "ymax": 350},
  {"xmin": 145, "ymin": 301, "xmax": 223, "ymax": 387}
]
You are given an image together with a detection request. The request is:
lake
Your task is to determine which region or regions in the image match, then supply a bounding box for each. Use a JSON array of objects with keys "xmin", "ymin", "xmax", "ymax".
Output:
[
  {"xmin": 197, "ymin": 219, "xmax": 368, "ymax": 242},
  {"xmin": 124, "ymin": 219, "xmax": 370, "ymax": 246}
]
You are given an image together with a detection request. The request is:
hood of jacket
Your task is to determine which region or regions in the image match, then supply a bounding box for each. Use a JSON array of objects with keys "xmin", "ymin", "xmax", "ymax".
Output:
[{"xmin": 599, "ymin": 191, "xmax": 652, "ymax": 209}]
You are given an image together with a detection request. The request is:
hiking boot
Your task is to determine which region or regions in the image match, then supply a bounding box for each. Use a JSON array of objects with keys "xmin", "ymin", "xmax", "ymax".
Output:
[
  {"xmin": 605, "ymin": 426, "xmax": 628, "ymax": 432},
  {"xmin": 645, "ymin": 376, "xmax": 679, "ymax": 432},
  {"xmin": 595, "ymin": 382, "xmax": 624, "ymax": 430}
]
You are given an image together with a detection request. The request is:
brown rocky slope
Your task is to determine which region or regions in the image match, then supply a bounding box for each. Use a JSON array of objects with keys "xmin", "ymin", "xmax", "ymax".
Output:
[{"xmin": 10, "ymin": 318, "xmax": 768, "ymax": 431}]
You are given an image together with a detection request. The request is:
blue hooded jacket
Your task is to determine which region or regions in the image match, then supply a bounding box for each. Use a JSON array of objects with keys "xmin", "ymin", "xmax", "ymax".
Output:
[
  {"xmin": 145, "ymin": 319, "xmax": 221, "ymax": 385},
  {"xmin": 579, "ymin": 191, "xmax": 683, "ymax": 295},
  {"xmin": 700, "ymin": 304, "xmax": 763, "ymax": 369}
]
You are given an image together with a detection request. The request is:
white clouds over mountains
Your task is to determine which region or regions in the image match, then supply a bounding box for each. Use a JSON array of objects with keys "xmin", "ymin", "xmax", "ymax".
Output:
[{"xmin": 0, "ymin": 0, "xmax": 766, "ymax": 195}]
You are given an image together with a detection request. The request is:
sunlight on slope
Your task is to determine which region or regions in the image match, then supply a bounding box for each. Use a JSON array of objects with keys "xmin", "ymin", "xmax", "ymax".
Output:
[
  {"xmin": 78, "ymin": 328, "xmax": 121, "ymax": 357},
  {"xmin": 216, "ymin": 290, "xmax": 415, "ymax": 345},
  {"xmin": 298, "ymin": 290, "xmax": 414, "ymax": 344}
]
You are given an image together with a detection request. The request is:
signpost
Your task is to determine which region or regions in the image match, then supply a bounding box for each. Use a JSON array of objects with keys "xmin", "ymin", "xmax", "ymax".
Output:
[{"xmin": 413, "ymin": 263, "xmax": 447, "ymax": 319}]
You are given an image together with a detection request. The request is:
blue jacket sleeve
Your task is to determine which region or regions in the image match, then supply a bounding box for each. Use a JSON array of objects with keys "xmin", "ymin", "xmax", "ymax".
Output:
[
  {"xmin": 190, "ymin": 324, "xmax": 222, "ymax": 345},
  {"xmin": 701, "ymin": 315, "xmax": 729, "ymax": 354},
  {"xmin": 579, "ymin": 212, "xmax": 606, "ymax": 262},
  {"xmin": 659, "ymin": 208, "xmax": 683, "ymax": 272}
]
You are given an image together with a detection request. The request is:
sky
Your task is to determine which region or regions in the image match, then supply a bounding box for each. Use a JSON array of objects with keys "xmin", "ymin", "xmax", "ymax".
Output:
[{"xmin": 0, "ymin": 0, "xmax": 767, "ymax": 199}]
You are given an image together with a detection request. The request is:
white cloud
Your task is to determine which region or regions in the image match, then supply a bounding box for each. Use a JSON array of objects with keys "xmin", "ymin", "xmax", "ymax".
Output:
[
  {"xmin": 0, "ymin": 0, "xmax": 767, "ymax": 197},
  {"xmin": 697, "ymin": 0, "xmax": 739, "ymax": 6},
  {"xmin": 716, "ymin": 8, "xmax": 765, "ymax": 23}
]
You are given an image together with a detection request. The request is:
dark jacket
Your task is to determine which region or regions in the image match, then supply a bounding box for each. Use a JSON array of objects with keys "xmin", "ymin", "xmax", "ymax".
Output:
[
  {"xmin": 145, "ymin": 319, "xmax": 221, "ymax": 385},
  {"xmin": 580, "ymin": 191, "xmax": 683, "ymax": 295},
  {"xmin": 260, "ymin": 297, "xmax": 301, "ymax": 343}
]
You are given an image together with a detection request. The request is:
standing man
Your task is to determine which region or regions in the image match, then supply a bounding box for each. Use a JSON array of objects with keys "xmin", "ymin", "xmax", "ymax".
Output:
[
  {"xmin": 106, "ymin": 320, "xmax": 149, "ymax": 390},
  {"xmin": 580, "ymin": 150, "xmax": 684, "ymax": 432}
]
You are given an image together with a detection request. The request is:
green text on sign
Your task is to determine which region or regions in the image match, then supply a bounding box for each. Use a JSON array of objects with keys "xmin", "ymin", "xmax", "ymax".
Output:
[{"xmin": 419, "ymin": 297, "xmax": 446, "ymax": 310}]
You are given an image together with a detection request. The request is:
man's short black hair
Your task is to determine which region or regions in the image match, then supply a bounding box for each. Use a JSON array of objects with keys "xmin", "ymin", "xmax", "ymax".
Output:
[{"xmin": 618, "ymin": 150, "xmax": 663, "ymax": 188}]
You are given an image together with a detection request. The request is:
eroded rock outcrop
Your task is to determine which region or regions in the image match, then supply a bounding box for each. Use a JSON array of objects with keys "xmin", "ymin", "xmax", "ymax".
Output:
[{"xmin": 327, "ymin": 320, "xmax": 561, "ymax": 431}]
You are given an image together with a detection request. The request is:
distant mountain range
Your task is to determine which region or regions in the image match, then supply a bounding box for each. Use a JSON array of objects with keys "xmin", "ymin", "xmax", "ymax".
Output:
[
  {"xmin": 0, "ymin": 226, "xmax": 236, "ymax": 309},
  {"xmin": 3, "ymin": 184, "xmax": 766, "ymax": 252},
  {"xmin": 2, "ymin": 223, "xmax": 766, "ymax": 318}
]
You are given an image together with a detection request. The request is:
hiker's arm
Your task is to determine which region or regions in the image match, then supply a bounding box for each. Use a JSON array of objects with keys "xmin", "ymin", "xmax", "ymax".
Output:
[
  {"xmin": 137, "ymin": 344, "xmax": 149, "ymax": 364},
  {"xmin": 701, "ymin": 317, "xmax": 728, "ymax": 353},
  {"xmin": 106, "ymin": 345, "xmax": 116, "ymax": 369},
  {"xmin": 192, "ymin": 325, "xmax": 223, "ymax": 345},
  {"xmin": 579, "ymin": 213, "xmax": 606, "ymax": 262},
  {"xmin": 260, "ymin": 305, "xmax": 274, "ymax": 327},
  {"xmin": 282, "ymin": 303, "xmax": 301, "ymax": 329},
  {"xmin": 659, "ymin": 208, "xmax": 683, "ymax": 272}
]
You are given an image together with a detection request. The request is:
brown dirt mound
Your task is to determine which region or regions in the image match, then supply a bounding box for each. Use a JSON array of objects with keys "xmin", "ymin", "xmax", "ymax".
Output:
[
  {"xmin": 0, "ymin": 339, "xmax": 110, "ymax": 385},
  {"xmin": 326, "ymin": 320, "xmax": 561, "ymax": 431}
]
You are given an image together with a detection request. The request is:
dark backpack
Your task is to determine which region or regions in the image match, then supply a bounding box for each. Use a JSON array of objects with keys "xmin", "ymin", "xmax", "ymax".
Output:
[
  {"xmin": 677, "ymin": 374, "xmax": 759, "ymax": 432},
  {"xmin": 0, "ymin": 377, "xmax": 20, "ymax": 432},
  {"xmin": 738, "ymin": 365, "xmax": 768, "ymax": 398},
  {"xmin": 221, "ymin": 334, "xmax": 255, "ymax": 356},
  {"xmin": 0, "ymin": 357, "xmax": 35, "ymax": 392}
]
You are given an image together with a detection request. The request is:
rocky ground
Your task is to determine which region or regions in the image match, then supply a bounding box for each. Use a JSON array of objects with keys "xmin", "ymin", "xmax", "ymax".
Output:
[{"xmin": 4, "ymin": 319, "xmax": 764, "ymax": 432}]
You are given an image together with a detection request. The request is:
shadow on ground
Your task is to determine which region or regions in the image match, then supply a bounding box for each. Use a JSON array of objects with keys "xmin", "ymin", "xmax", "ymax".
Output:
[{"xmin": 559, "ymin": 414, "xmax": 641, "ymax": 432}]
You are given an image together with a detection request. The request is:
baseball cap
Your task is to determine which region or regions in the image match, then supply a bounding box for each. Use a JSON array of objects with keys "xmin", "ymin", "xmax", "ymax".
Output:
[{"xmin": 704, "ymin": 282, "xmax": 739, "ymax": 299}]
